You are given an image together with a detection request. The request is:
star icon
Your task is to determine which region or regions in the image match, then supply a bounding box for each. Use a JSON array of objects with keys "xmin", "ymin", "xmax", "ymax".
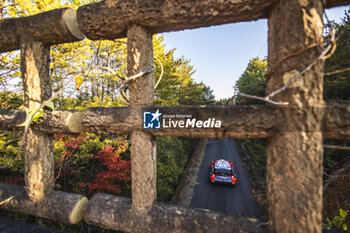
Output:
[{"xmin": 150, "ymin": 109, "xmax": 162, "ymax": 122}]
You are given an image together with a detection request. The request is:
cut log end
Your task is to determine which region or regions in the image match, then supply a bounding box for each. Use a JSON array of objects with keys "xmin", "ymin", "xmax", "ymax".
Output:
[
  {"xmin": 62, "ymin": 8, "xmax": 86, "ymax": 40},
  {"xmin": 67, "ymin": 111, "xmax": 83, "ymax": 133},
  {"xmin": 69, "ymin": 196, "xmax": 88, "ymax": 224},
  {"xmin": 0, "ymin": 183, "xmax": 88, "ymax": 224},
  {"xmin": 0, "ymin": 8, "xmax": 85, "ymax": 53}
]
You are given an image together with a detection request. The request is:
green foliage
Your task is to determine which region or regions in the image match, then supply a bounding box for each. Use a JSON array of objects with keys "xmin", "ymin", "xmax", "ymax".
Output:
[
  {"xmin": 242, "ymin": 139, "xmax": 266, "ymax": 177},
  {"xmin": 216, "ymin": 97, "xmax": 234, "ymax": 105},
  {"xmin": 324, "ymin": 7, "xmax": 350, "ymax": 100},
  {"xmin": 0, "ymin": 131, "xmax": 23, "ymax": 172},
  {"xmin": 235, "ymin": 57, "xmax": 267, "ymax": 105},
  {"xmin": 238, "ymin": 139, "xmax": 267, "ymax": 220},
  {"xmin": 156, "ymin": 137, "xmax": 197, "ymax": 202},
  {"xmin": 0, "ymin": 92, "xmax": 24, "ymax": 171},
  {"xmin": 0, "ymin": 92, "xmax": 23, "ymax": 109},
  {"xmin": 324, "ymin": 209, "xmax": 348, "ymax": 231},
  {"xmin": 178, "ymin": 81, "xmax": 215, "ymax": 105},
  {"xmin": 154, "ymin": 37, "xmax": 215, "ymax": 106}
]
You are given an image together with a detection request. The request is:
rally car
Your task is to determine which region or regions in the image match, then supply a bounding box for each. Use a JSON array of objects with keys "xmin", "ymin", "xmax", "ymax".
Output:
[{"xmin": 209, "ymin": 159, "xmax": 237, "ymax": 185}]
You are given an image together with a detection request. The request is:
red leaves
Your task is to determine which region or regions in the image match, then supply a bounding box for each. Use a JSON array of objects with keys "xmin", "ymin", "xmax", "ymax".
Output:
[
  {"xmin": 54, "ymin": 133, "xmax": 131, "ymax": 195},
  {"xmin": 79, "ymin": 143, "xmax": 131, "ymax": 195},
  {"xmin": 5, "ymin": 177, "xmax": 24, "ymax": 185},
  {"xmin": 58, "ymin": 134, "xmax": 86, "ymax": 150}
]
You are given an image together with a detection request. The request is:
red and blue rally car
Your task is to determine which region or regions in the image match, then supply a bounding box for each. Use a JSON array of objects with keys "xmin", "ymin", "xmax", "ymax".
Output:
[{"xmin": 209, "ymin": 159, "xmax": 237, "ymax": 185}]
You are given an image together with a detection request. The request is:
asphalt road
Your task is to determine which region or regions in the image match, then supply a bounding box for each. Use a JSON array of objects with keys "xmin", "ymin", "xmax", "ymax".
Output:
[
  {"xmin": 0, "ymin": 217, "xmax": 67, "ymax": 233},
  {"xmin": 189, "ymin": 138, "xmax": 261, "ymax": 218}
]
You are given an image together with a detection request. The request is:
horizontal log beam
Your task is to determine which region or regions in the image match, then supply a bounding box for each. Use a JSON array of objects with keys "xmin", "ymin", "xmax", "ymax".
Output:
[
  {"xmin": 82, "ymin": 105, "xmax": 277, "ymax": 138},
  {"xmin": 76, "ymin": 0, "xmax": 348, "ymax": 40},
  {"xmin": 76, "ymin": 0, "xmax": 276, "ymax": 40},
  {"xmin": 323, "ymin": 102, "xmax": 350, "ymax": 139},
  {"xmin": 0, "ymin": 109, "xmax": 83, "ymax": 134},
  {"xmin": 143, "ymin": 106, "xmax": 276, "ymax": 138},
  {"xmin": 0, "ymin": 109, "xmax": 25, "ymax": 130},
  {"xmin": 0, "ymin": 0, "xmax": 347, "ymax": 51},
  {"xmin": 82, "ymin": 107, "xmax": 139, "ymax": 135},
  {"xmin": 36, "ymin": 110, "xmax": 83, "ymax": 134},
  {"xmin": 0, "ymin": 8, "xmax": 85, "ymax": 53},
  {"xmin": 84, "ymin": 194, "xmax": 269, "ymax": 233},
  {"xmin": 0, "ymin": 183, "xmax": 88, "ymax": 224},
  {"xmin": 1, "ymin": 104, "xmax": 349, "ymax": 139},
  {"xmin": 1, "ymin": 106, "xmax": 275, "ymax": 138},
  {"xmin": 325, "ymin": 0, "xmax": 350, "ymax": 8}
]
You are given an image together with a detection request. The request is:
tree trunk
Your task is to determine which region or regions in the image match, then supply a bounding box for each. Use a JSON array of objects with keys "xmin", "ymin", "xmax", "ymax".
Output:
[
  {"xmin": 127, "ymin": 25, "xmax": 156, "ymax": 213},
  {"xmin": 21, "ymin": 34, "xmax": 54, "ymax": 200},
  {"xmin": 266, "ymin": 1, "xmax": 324, "ymax": 232}
]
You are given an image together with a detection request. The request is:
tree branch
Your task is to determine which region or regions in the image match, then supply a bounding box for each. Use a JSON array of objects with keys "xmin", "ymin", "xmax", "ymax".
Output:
[
  {"xmin": 236, "ymin": 27, "xmax": 336, "ymax": 106},
  {"xmin": 323, "ymin": 144, "xmax": 350, "ymax": 151},
  {"xmin": 154, "ymin": 57, "xmax": 164, "ymax": 89},
  {"xmin": 324, "ymin": 67, "xmax": 350, "ymax": 76}
]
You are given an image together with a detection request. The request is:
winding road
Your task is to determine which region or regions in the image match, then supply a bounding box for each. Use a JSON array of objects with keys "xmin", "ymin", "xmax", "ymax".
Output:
[{"xmin": 189, "ymin": 139, "xmax": 261, "ymax": 218}]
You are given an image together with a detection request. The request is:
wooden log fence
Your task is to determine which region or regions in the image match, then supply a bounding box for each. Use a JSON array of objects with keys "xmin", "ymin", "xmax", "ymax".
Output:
[
  {"xmin": 0, "ymin": 8, "xmax": 85, "ymax": 53},
  {"xmin": 0, "ymin": 0, "xmax": 349, "ymax": 232},
  {"xmin": 76, "ymin": 0, "xmax": 348, "ymax": 40},
  {"xmin": 84, "ymin": 194, "xmax": 266, "ymax": 233},
  {"xmin": 0, "ymin": 183, "xmax": 88, "ymax": 224},
  {"xmin": 1, "ymin": 105, "xmax": 349, "ymax": 139}
]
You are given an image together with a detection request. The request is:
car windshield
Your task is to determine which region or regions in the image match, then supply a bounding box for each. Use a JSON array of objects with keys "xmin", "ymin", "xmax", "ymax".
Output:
[{"xmin": 214, "ymin": 169, "xmax": 233, "ymax": 175}]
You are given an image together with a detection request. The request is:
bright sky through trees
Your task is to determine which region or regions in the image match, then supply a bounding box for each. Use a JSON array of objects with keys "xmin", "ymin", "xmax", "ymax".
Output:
[{"xmin": 162, "ymin": 6, "xmax": 349, "ymax": 100}]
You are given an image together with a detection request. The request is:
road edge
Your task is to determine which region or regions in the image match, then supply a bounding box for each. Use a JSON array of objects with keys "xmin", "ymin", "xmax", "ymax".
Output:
[
  {"xmin": 172, "ymin": 138, "xmax": 208, "ymax": 206},
  {"xmin": 235, "ymin": 139, "xmax": 268, "ymax": 220}
]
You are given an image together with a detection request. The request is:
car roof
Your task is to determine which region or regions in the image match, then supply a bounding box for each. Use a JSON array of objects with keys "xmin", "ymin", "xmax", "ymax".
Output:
[{"xmin": 214, "ymin": 159, "xmax": 232, "ymax": 170}]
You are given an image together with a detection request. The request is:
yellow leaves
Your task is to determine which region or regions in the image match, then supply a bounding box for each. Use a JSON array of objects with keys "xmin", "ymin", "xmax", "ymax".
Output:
[
  {"xmin": 45, "ymin": 101, "xmax": 55, "ymax": 111},
  {"xmin": 17, "ymin": 101, "xmax": 55, "ymax": 127},
  {"xmin": 75, "ymin": 75, "xmax": 83, "ymax": 91},
  {"xmin": 324, "ymin": 209, "xmax": 349, "ymax": 231},
  {"xmin": 17, "ymin": 109, "xmax": 44, "ymax": 127}
]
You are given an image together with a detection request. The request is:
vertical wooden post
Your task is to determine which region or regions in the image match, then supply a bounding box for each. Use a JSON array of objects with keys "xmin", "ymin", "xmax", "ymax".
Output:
[
  {"xmin": 127, "ymin": 25, "xmax": 156, "ymax": 213},
  {"xmin": 21, "ymin": 34, "xmax": 54, "ymax": 200},
  {"xmin": 267, "ymin": 1, "xmax": 324, "ymax": 232}
]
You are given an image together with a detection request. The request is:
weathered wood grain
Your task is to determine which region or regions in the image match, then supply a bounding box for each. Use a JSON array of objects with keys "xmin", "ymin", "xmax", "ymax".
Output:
[
  {"xmin": 1, "ymin": 105, "xmax": 350, "ymax": 139},
  {"xmin": 76, "ymin": 0, "xmax": 349, "ymax": 40},
  {"xmin": 0, "ymin": 8, "xmax": 85, "ymax": 52},
  {"xmin": 77, "ymin": 0, "xmax": 277, "ymax": 40},
  {"xmin": 84, "ymin": 194, "xmax": 270, "ymax": 233},
  {"xmin": 21, "ymin": 35, "xmax": 53, "ymax": 200},
  {"xmin": 266, "ymin": 0, "xmax": 325, "ymax": 232},
  {"xmin": 0, "ymin": 183, "xmax": 88, "ymax": 224},
  {"xmin": 127, "ymin": 25, "xmax": 157, "ymax": 214}
]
